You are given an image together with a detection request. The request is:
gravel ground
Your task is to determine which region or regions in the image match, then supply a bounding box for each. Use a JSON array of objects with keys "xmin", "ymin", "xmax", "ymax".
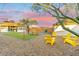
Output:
[{"xmin": 0, "ymin": 33, "xmax": 79, "ymax": 56}]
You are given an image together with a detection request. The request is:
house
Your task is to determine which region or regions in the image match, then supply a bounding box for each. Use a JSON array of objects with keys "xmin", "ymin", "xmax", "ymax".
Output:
[
  {"xmin": 29, "ymin": 25, "xmax": 43, "ymax": 34},
  {"xmin": 55, "ymin": 25, "xmax": 77, "ymax": 36},
  {"xmin": 0, "ymin": 20, "xmax": 24, "ymax": 32}
]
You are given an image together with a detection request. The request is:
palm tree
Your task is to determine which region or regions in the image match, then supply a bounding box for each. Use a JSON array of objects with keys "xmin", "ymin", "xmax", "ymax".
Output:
[{"xmin": 21, "ymin": 18, "xmax": 38, "ymax": 34}]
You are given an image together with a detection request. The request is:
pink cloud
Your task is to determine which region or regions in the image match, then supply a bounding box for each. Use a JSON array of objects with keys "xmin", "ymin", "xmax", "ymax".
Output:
[
  {"xmin": 32, "ymin": 17, "xmax": 57, "ymax": 27},
  {"xmin": 32, "ymin": 17, "xmax": 56, "ymax": 21},
  {"xmin": 22, "ymin": 11, "xmax": 38, "ymax": 18}
]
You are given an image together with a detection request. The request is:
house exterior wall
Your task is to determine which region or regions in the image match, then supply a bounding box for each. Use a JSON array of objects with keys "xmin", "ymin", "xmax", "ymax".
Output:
[
  {"xmin": 0, "ymin": 27, "xmax": 8, "ymax": 32},
  {"xmin": 17, "ymin": 27, "xmax": 25, "ymax": 32},
  {"xmin": 0, "ymin": 26, "xmax": 25, "ymax": 32}
]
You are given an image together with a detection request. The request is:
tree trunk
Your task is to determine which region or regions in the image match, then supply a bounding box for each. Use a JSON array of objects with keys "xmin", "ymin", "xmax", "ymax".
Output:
[
  {"xmin": 58, "ymin": 19, "xmax": 79, "ymax": 37},
  {"xmin": 27, "ymin": 25, "xmax": 30, "ymax": 34},
  {"xmin": 54, "ymin": 8, "xmax": 79, "ymax": 37}
]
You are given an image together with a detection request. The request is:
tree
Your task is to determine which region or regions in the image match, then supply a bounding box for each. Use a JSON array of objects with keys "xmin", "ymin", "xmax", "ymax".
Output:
[
  {"xmin": 32, "ymin": 3, "xmax": 79, "ymax": 37},
  {"xmin": 21, "ymin": 18, "xmax": 38, "ymax": 34}
]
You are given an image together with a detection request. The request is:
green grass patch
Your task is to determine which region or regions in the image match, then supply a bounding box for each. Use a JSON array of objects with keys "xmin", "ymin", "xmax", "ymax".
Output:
[{"xmin": 3, "ymin": 32, "xmax": 37, "ymax": 40}]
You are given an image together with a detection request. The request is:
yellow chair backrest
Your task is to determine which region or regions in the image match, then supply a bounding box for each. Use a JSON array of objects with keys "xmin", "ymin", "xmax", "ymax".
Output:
[
  {"xmin": 63, "ymin": 32, "xmax": 72, "ymax": 39},
  {"xmin": 66, "ymin": 32, "xmax": 72, "ymax": 37},
  {"xmin": 46, "ymin": 35, "xmax": 51, "ymax": 38},
  {"xmin": 44, "ymin": 34, "xmax": 51, "ymax": 39},
  {"xmin": 73, "ymin": 36, "xmax": 79, "ymax": 40},
  {"xmin": 52, "ymin": 32, "xmax": 57, "ymax": 37}
]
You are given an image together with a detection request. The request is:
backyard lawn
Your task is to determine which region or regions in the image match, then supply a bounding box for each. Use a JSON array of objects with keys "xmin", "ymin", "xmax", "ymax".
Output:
[{"xmin": 2, "ymin": 32, "xmax": 37, "ymax": 40}]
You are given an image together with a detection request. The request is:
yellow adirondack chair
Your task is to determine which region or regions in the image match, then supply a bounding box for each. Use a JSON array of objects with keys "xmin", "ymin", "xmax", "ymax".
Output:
[
  {"xmin": 44, "ymin": 32, "xmax": 57, "ymax": 46},
  {"xmin": 52, "ymin": 32, "xmax": 57, "ymax": 37},
  {"xmin": 45, "ymin": 37, "xmax": 55, "ymax": 46},
  {"xmin": 63, "ymin": 33, "xmax": 78, "ymax": 47},
  {"xmin": 73, "ymin": 36, "xmax": 78, "ymax": 40},
  {"xmin": 63, "ymin": 32, "xmax": 72, "ymax": 39},
  {"xmin": 64, "ymin": 38, "xmax": 77, "ymax": 46}
]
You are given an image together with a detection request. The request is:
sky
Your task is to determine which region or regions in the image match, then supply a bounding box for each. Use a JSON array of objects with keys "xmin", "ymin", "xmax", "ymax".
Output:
[
  {"xmin": 0, "ymin": 3, "xmax": 32, "ymax": 21},
  {"xmin": 0, "ymin": 3, "xmax": 75, "ymax": 27},
  {"xmin": 0, "ymin": 3, "xmax": 58, "ymax": 27},
  {"xmin": 0, "ymin": 3, "xmax": 32, "ymax": 11}
]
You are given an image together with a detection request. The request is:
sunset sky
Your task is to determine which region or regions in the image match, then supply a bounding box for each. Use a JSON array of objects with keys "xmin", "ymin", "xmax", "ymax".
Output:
[
  {"xmin": 0, "ymin": 3, "xmax": 75, "ymax": 27},
  {"xmin": 0, "ymin": 3, "xmax": 58, "ymax": 27}
]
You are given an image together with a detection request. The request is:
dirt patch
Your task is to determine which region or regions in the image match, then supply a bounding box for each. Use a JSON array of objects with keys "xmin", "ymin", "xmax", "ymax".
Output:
[{"xmin": 0, "ymin": 34, "xmax": 79, "ymax": 56}]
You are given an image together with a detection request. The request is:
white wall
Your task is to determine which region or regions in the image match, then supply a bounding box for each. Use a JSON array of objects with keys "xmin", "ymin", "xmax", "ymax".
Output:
[
  {"xmin": 0, "ymin": 27, "xmax": 8, "ymax": 32},
  {"xmin": 17, "ymin": 30, "xmax": 24, "ymax": 32},
  {"xmin": 55, "ymin": 25, "xmax": 76, "ymax": 32},
  {"xmin": 17, "ymin": 27, "xmax": 25, "ymax": 32}
]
